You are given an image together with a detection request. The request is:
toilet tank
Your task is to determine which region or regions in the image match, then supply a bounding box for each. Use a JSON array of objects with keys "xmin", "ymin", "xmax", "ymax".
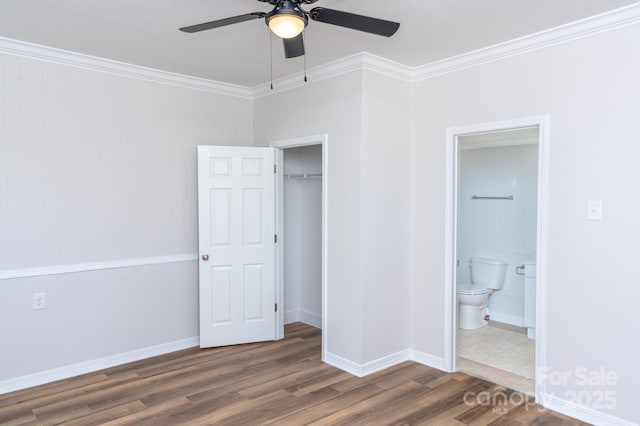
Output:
[{"xmin": 470, "ymin": 257, "xmax": 508, "ymax": 290}]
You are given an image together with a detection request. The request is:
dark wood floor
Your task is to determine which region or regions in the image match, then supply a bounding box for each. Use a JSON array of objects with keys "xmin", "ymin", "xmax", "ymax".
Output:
[{"xmin": 0, "ymin": 323, "xmax": 588, "ymax": 425}]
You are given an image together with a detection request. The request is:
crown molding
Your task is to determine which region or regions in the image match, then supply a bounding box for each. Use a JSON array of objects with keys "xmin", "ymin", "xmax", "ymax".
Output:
[
  {"xmin": 251, "ymin": 52, "xmax": 413, "ymax": 98},
  {"xmin": 1, "ymin": 2, "xmax": 638, "ymax": 100},
  {"xmin": 253, "ymin": 2, "xmax": 640, "ymax": 95},
  {"xmin": 0, "ymin": 36, "xmax": 253, "ymax": 99},
  {"xmin": 411, "ymin": 2, "xmax": 640, "ymax": 81}
]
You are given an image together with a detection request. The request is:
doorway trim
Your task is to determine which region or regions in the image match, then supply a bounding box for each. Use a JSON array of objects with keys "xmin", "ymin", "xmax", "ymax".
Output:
[
  {"xmin": 444, "ymin": 116, "xmax": 550, "ymax": 402},
  {"xmin": 270, "ymin": 133, "xmax": 329, "ymax": 362}
]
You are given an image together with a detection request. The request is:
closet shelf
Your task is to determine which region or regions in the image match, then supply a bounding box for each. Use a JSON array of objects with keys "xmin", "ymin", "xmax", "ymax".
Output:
[
  {"xmin": 471, "ymin": 195, "xmax": 514, "ymax": 200},
  {"xmin": 285, "ymin": 173, "xmax": 322, "ymax": 179}
]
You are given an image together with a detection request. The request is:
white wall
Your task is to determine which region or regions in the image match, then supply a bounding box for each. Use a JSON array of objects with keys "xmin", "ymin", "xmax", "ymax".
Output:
[
  {"xmin": 254, "ymin": 72, "xmax": 365, "ymax": 363},
  {"xmin": 254, "ymin": 70, "xmax": 411, "ymax": 368},
  {"xmin": 0, "ymin": 52, "xmax": 252, "ymax": 383},
  {"xmin": 360, "ymin": 71, "xmax": 411, "ymax": 364},
  {"xmin": 283, "ymin": 144, "xmax": 322, "ymax": 327},
  {"xmin": 457, "ymin": 144, "xmax": 538, "ymax": 325},
  {"xmin": 410, "ymin": 23, "xmax": 640, "ymax": 424}
]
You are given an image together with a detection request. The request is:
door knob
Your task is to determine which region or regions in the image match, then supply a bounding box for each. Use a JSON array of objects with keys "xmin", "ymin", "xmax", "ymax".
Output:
[{"xmin": 202, "ymin": 254, "xmax": 209, "ymax": 261}]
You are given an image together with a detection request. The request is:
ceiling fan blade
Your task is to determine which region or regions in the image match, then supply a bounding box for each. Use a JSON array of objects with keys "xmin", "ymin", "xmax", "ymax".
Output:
[
  {"xmin": 310, "ymin": 7, "xmax": 399, "ymax": 37},
  {"xmin": 283, "ymin": 34, "xmax": 305, "ymax": 58},
  {"xmin": 179, "ymin": 13, "xmax": 265, "ymax": 33}
]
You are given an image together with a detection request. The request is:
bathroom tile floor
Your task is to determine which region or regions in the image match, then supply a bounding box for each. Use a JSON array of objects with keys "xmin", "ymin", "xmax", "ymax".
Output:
[{"xmin": 458, "ymin": 321, "xmax": 535, "ymax": 395}]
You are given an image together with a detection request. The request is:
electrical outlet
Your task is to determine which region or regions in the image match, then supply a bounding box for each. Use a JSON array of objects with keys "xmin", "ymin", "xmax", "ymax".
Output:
[
  {"xmin": 587, "ymin": 200, "xmax": 602, "ymax": 221},
  {"xmin": 33, "ymin": 292, "xmax": 46, "ymax": 310}
]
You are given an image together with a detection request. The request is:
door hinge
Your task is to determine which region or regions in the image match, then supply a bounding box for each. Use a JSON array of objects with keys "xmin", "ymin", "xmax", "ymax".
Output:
[
  {"xmin": 274, "ymin": 164, "xmax": 277, "ymax": 174},
  {"xmin": 275, "ymin": 303, "xmax": 278, "ymax": 312},
  {"xmin": 274, "ymin": 234, "xmax": 277, "ymax": 243}
]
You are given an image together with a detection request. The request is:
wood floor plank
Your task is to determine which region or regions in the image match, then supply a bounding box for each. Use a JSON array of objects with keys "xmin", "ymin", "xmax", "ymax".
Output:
[
  {"xmin": 99, "ymin": 397, "xmax": 193, "ymax": 426},
  {"xmin": 324, "ymin": 382, "xmax": 437, "ymax": 425},
  {"xmin": 410, "ymin": 399, "xmax": 474, "ymax": 426},
  {"xmin": 0, "ymin": 323, "xmax": 589, "ymax": 426},
  {"xmin": 236, "ymin": 363, "xmax": 333, "ymax": 400},
  {"xmin": 0, "ymin": 412, "xmax": 38, "ymax": 426},
  {"xmin": 263, "ymin": 382, "xmax": 387, "ymax": 425},
  {"xmin": 62, "ymin": 400, "xmax": 147, "ymax": 426},
  {"xmin": 369, "ymin": 362, "xmax": 438, "ymax": 390},
  {"xmin": 307, "ymin": 381, "xmax": 428, "ymax": 425},
  {"xmin": 0, "ymin": 373, "xmax": 113, "ymax": 410}
]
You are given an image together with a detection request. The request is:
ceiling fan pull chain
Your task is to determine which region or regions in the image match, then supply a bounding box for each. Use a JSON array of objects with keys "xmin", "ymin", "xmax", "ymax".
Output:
[
  {"xmin": 269, "ymin": 30, "xmax": 274, "ymax": 90},
  {"xmin": 303, "ymin": 31, "xmax": 308, "ymax": 83}
]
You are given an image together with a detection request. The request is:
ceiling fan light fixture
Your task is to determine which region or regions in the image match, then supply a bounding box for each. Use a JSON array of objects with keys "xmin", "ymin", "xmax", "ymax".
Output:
[{"xmin": 267, "ymin": 11, "xmax": 306, "ymax": 39}]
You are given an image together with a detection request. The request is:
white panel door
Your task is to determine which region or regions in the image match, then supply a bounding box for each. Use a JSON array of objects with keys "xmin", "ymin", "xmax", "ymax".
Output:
[{"xmin": 197, "ymin": 145, "xmax": 277, "ymax": 348}]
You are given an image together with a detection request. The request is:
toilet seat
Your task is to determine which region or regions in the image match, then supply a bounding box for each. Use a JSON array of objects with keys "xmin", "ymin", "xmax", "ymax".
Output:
[{"xmin": 457, "ymin": 283, "xmax": 490, "ymax": 295}]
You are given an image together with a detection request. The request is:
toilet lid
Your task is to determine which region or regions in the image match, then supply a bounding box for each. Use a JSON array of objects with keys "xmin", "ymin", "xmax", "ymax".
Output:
[{"xmin": 458, "ymin": 283, "xmax": 490, "ymax": 295}]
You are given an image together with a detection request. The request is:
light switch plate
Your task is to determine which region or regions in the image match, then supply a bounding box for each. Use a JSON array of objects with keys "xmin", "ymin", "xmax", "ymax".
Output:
[
  {"xmin": 587, "ymin": 200, "xmax": 602, "ymax": 221},
  {"xmin": 33, "ymin": 292, "xmax": 46, "ymax": 309}
]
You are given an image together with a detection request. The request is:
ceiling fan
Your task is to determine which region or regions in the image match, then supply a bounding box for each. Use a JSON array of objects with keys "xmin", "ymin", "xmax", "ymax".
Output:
[{"xmin": 179, "ymin": 0, "xmax": 400, "ymax": 59}]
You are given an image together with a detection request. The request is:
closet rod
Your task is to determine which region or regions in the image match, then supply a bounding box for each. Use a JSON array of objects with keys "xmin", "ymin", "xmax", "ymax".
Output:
[
  {"xmin": 471, "ymin": 195, "xmax": 514, "ymax": 200},
  {"xmin": 285, "ymin": 173, "xmax": 322, "ymax": 179}
]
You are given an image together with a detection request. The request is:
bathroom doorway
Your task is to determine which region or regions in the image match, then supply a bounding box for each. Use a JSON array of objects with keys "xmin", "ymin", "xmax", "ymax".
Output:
[{"xmin": 444, "ymin": 116, "xmax": 550, "ymax": 401}]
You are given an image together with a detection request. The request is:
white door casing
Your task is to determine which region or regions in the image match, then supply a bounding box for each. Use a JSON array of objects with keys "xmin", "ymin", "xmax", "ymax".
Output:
[
  {"xmin": 270, "ymin": 134, "xmax": 328, "ymax": 355},
  {"xmin": 197, "ymin": 145, "xmax": 277, "ymax": 348},
  {"xmin": 444, "ymin": 115, "xmax": 550, "ymax": 403}
]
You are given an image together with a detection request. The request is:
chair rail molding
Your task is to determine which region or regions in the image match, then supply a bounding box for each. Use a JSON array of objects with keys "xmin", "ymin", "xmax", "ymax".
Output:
[{"xmin": 0, "ymin": 254, "xmax": 198, "ymax": 281}]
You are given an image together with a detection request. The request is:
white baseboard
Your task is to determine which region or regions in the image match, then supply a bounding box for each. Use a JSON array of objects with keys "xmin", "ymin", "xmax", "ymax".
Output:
[
  {"xmin": 324, "ymin": 349, "xmax": 410, "ymax": 378},
  {"xmin": 284, "ymin": 309, "xmax": 322, "ymax": 329},
  {"xmin": 323, "ymin": 352, "xmax": 365, "ymax": 377},
  {"xmin": 488, "ymin": 312, "xmax": 524, "ymax": 327},
  {"xmin": 0, "ymin": 336, "xmax": 199, "ymax": 395},
  {"xmin": 360, "ymin": 350, "xmax": 411, "ymax": 376},
  {"xmin": 542, "ymin": 393, "xmax": 636, "ymax": 426},
  {"xmin": 410, "ymin": 349, "xmax": 446, "ymax": 371}
]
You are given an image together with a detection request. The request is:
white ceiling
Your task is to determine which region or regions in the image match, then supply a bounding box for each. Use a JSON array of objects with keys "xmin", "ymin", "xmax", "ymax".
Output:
[{"xmin": 0, "ymin": 0, "xmax": 637, "ymax": 87}]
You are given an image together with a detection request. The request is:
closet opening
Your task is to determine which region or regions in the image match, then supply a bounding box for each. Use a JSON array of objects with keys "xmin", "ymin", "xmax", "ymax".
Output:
[{"xmin": 272, "ymin": 135, "xmax": 328, "ymax": 359}]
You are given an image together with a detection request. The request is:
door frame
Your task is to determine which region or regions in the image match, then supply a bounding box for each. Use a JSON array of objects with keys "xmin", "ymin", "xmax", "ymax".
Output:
[
  {"xmin": 270, "ymin": 134, "xmax": 328, "ymax": 361},
  {"xmin": 444, "ymin": 116, "xmax": 550, "ymax": 403}
]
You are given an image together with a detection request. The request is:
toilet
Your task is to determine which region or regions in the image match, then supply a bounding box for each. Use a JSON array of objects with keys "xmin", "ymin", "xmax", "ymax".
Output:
[{"xmin": 458, "ymin": 257, "xmax": 508, "ymax": 330}]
